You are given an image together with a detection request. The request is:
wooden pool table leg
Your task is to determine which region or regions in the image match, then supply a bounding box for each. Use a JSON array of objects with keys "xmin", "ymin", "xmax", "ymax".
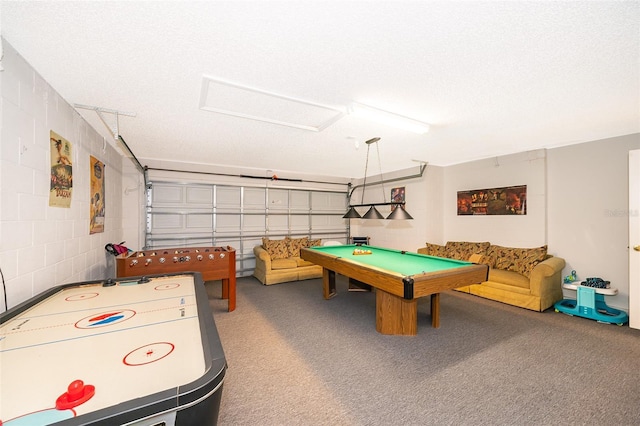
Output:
[
  {"xmin": 431, "ymin": 293, "xmax": 440, "ymax": 328},
  {"xmin": 375, "ymin": 290, "xmax": 418, "ymax": 335},
  {"xmin": 323, "ymin": 269, "xmax": 337, "ymax": 299}
]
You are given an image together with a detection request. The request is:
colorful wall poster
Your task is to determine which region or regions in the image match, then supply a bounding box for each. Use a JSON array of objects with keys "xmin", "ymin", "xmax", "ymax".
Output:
[
  {"xmin": 457, "ymin": 185, "xmax": 527, "ymax": 215},
  {"xmin": 390, "ymin": 186, "xmax": 405, "ymax": 211},
  {"xmin": 49, "ymin": 130, "xmax": 73, "ymax": 208},
  {"xmin": 89, "ymin": 156, "xmax": 105, "ymax": 234}
]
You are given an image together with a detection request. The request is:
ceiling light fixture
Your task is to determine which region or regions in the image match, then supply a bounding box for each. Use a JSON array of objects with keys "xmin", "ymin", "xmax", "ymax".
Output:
[
  {"xmin": 199, "ymin": 75, "xmax": 345, "ymax": 132},
  {"xmin": 350, "ymin": 102, "xmax": 430, "ymax": 134},
  {"xmin": 342, "ymin": 137, "xmax": 413, "ymax": 220}
]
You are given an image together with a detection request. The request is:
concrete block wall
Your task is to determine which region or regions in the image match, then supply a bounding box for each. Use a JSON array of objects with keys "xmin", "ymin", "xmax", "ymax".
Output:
[{"xmin": 0, "ymin": 39, "xmax": 125, "ymax": 310}]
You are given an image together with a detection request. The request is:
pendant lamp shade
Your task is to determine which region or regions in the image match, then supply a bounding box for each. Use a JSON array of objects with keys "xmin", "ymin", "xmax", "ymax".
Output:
[
  {"xmin": 343, "ymin": 207, "xmax": 362, "ymax": 219},
  {"xmin": 387, "ymin": 205, "xmax": 413, "ymax": 220},
  {"xmin": 362, "ymin": 205, "xmax": 385, "ymax": 219}
]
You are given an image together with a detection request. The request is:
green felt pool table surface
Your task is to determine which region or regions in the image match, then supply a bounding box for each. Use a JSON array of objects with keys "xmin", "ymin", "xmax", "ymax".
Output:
[{"xmin": 307, "ymin": 245, "xmax": 473, "ymax": 276}]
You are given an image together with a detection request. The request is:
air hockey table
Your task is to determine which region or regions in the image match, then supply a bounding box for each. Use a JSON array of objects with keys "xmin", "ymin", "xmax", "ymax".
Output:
[{"xmin": 0, "ymin": 272, "xmax": 226, "ymax": 426}]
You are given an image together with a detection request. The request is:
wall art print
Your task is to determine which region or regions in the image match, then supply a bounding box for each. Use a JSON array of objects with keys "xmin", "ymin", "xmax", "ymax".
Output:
[
  {"xmin": 49, "ymin": 130, "xmax": 73, "ymax": 208},
  {"xmin": 89, "ymin": 155, "xmax": 105, "ymax": 234},
  {"xmin": 390, "ymin": 186, "xmax": 405, "ymax": 211},
  {"xmin": 457, "ymin": 185, "xmax": 527, "ymax": 215}
]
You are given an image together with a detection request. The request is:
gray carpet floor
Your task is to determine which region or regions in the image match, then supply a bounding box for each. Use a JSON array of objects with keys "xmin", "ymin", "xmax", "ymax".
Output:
[{"xmin": 207, "ymin": 276, "xmax": 640, "ymax": 425}]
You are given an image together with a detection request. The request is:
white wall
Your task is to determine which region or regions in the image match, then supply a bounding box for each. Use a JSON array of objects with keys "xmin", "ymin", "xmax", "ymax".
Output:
[
  {"xmin": 349, "ymin": 164, "xmax": 441, "ymax": 251},
  {"xmin": 443, "ymin": 149, "xmax": 548, "ymax": 247},
  {"xmin": 548, "ymin": 134, "xmax": 640, "ymax": 310},
  {"xmin": 350, "ymin": 150, "xmax": 548, "ymax": 252},
  {"xmin": 0, "ymin": 40, "xmax": 125, "ymax": 310}
]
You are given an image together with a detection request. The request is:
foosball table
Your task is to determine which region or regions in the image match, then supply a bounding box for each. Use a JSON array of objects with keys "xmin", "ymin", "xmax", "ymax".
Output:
[{"xmin": 116, "ymin": 246, "xmax": 236, "ymax": 312}]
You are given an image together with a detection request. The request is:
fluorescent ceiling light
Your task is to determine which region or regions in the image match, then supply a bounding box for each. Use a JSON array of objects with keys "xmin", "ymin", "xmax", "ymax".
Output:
[
  {"xmin": 200, "ymin": 75, "xmax": 345, "ymax": 132},
  {"xmin": 350, "ymin": 102, "xmax": 430, "ymax": 134}
]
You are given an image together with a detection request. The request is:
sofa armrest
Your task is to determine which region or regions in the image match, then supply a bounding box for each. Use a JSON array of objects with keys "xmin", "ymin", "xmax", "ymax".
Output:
[
  {"xmin": 529, "ymin": 256, "xmax": 566, "ymax": 297},
  {"xmin": 253, "ymin": 245, "xmax": 272, "ymax": 271}
]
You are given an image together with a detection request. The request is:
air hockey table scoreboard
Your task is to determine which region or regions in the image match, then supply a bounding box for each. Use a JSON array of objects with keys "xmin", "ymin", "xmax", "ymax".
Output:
[{"xmin": 0, "ymin": 272, "xmax": 226, "ymax": 426}]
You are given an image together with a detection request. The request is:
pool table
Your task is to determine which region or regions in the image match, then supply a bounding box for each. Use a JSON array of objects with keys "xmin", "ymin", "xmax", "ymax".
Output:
[{"xmin": 300, "ymin": 245, "xmax": 488, "ymax": 335}]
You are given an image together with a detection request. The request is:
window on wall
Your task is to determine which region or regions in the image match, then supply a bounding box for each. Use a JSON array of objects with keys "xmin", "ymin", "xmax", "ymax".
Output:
[{"xmin": 145, "ymin": 181, "xmax": 348, "ymax": 276}]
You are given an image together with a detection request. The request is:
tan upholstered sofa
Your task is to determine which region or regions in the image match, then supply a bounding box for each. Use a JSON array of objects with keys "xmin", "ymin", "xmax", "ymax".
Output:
[
  {"xmin": 253, "ymin": 237, "xmax": 323, "ymax": 285},
  {"xmin": 417, "ymin": 241, "xmax": 565, "ymax": 311}
]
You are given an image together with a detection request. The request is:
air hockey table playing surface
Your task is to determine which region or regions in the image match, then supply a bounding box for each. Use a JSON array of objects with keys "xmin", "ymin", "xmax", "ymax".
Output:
[{"xmin": 0, "ymin": 272, "xmax": 226, "ymax": 426}]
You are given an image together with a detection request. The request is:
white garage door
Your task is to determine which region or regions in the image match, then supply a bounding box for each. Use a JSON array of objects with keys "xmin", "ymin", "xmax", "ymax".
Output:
[{"xmin": 146, "ymin": 181, "xmax": 349, "ymax": 276}]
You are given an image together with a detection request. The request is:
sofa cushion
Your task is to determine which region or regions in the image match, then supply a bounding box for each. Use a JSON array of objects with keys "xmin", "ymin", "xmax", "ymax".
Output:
[
  {"xmin": 271, "ymin": 258, "xmax": 299, "ymax": 270},
  {"xmin": 445, "ymin": 241, "xmax": 490, "ymax": 261},
  {"xmin": 287, "ymin": 237, "xmax": 309, "ymax": 257},
  {"xmin": 471, "ymin": 280, "xmax": 534, "ymax": 297},
  {"xmin": 423, "ymin": 243, "xmax": 447, "ymax": 257},
  {"xmin": 489, "ymin": 244, "xmax": 548, "ymax": 278},
  {"xmin": 471, "ymin": 253, "xmax": 494, "ymax": 267},
  {"xmin": 294, "ymin": 257, "xmax": 316, "ymax": 267},
  {"xmin": 263, "ymin": 238, "xmax": 290, "ymax": 260},
  {"xmin": 484, "ymin": 245, "xmax": 499, "ymax": 268},
  {"xmin": 487, "ymin": 268, "xmax": 531, "ymax": 290},
  {"xmin": 307, "ymin": 238, "xmax": 322, "ymax": 247}
]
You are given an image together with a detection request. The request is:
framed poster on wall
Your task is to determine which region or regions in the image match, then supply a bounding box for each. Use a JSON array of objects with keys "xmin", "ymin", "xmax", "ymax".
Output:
[
  {"xmin": 49, "ymin": 130, "xmax": 73, "ymax": 208},
  {"xmin": 90, "ymin": 155, "xmax": 105, "ymax": 234},
  {"xmin": 391, "ymin": 186, "xmax": 405, "ymax": 211},
  {"xmin": 457, "ymin": 185, "xmax": 526, "ymax": 215}
]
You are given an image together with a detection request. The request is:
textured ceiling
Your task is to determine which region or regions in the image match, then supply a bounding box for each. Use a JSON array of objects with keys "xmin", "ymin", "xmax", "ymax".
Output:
[{"xmin": 2, "ymin": 1, "xmax": 639, "ymax": 178}]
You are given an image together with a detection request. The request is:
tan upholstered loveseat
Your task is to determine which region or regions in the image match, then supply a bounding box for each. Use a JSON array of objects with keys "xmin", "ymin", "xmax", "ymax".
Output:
[
  {"xmin": 417, "ymin": 241, "xmax": 565, "ymax": 311},
  {"xmin": 253, "ymin": 237, "xmax": 323, "ymax": 285}
]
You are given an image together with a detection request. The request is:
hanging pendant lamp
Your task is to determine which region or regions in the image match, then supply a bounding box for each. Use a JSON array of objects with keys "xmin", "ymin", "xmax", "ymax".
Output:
[
  {"xmin": 387, "ymin": 205, "xmax": 413, "ymax": 220},
  {"xmin": 363, "ymin": 205, "xmax": 385, "ymax": 219},
  {"xmin": 344, "ymin": 137, "xmax": 414, "ymax": 220},
  {"xmin": 343, "ymin": 206, "xmax": 362, "ymax": 219}
]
